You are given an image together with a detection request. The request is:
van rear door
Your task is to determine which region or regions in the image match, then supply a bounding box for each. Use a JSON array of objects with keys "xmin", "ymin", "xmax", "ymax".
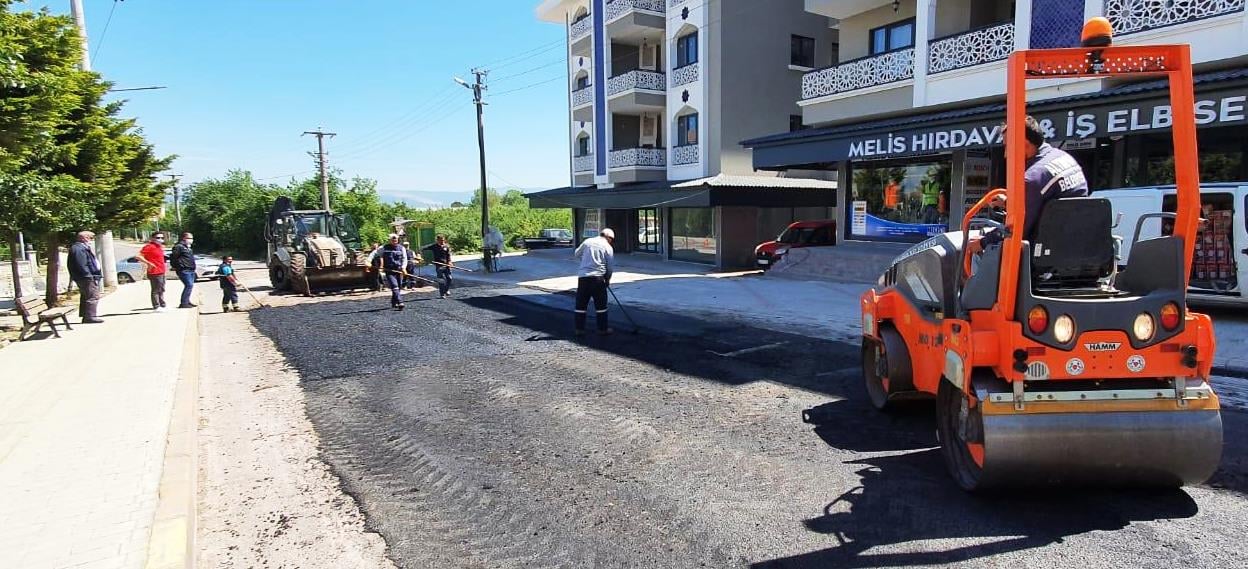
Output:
[{"xmin": 1164, "ymin": 190, "xmax": 1239, "ymax": 295}]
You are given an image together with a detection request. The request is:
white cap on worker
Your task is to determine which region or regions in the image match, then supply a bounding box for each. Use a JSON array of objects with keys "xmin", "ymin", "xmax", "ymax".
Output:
[{"xmin": 601, "ymin": 228, "xmax": 615, "ymax": 239}]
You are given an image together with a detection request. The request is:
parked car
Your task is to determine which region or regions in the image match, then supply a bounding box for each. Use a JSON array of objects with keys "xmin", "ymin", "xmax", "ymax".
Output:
[
  {"xmin": 517, "ymin": 228, "xmax": 574, "ymax": 249},
  {"xmin": 116, "ymin": 256, "xmax": 147, "ymax": 283},
  {"xmin": 160, "ymin": 249, "xmax": 221, "ymax": 281},
  {"xmin": 1099, "ymin": 183, "xmax": 1247, "ymax": 307},
  {"xmin": 754, "ymin": 220, "xmax": 837, "ymax": 269}
]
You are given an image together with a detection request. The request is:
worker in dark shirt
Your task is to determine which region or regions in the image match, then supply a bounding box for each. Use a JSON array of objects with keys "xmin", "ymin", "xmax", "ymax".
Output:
[
  {"xmin": 67, "ymin": 230, "xmax": 104, "ymax": 323},
  {"xmin": 971, "ymin": 116, "xmax": 1089, "ymax": 255},
  {"xmin": 170, "ymin": 232, "xmax": 198, "ymax": 308},
  {"xmin": 422, "ymin": 235, "xmax": 453, "ymax": 299},
  {"xmin": 366, "ymin": 234, "xmax": 409, "ymax": 309}
]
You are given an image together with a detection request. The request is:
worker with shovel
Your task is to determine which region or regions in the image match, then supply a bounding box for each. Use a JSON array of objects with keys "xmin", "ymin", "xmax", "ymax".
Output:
[
  {"xmin": 366, "ymin": 234, "xmax": 410, "ymax": 309},
  {"xmin": 422, "ymin": 234, "xmax": 454, "ymax": 299},
  {"xmin": 573, "ymin": 228, "xmax": 615, "ymax": 336},
  {"xmin": 217, "ymin": 256, "xmax": 241, "ymax": 312}
]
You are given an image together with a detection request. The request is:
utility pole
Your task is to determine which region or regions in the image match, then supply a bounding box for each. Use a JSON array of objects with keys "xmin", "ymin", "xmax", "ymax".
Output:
[
  {"xmin": 303, "ymin": 128, "xmax": 336, "ymax": 211},
  {"xmin": 70, "ymin": 0, "xmax": 121, "ymax": 288},
  {"xmin": 455, "ymin": 69, "xmax": 492, "ymax": 272},
  {"xmin": 166, "ymin": 174, "xmax": 183, "ymax": 234}
]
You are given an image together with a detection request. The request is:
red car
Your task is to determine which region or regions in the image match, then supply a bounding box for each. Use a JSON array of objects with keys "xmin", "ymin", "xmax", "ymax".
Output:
[{"xmin": 754, "ymin": 220, "xmax": 837, "ymax": 269}]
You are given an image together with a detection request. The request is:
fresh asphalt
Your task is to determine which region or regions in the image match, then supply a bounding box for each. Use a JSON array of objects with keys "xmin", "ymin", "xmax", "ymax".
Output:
[{"xmin": 249, "ymin": 281, "xmax": 1248, "ymax": 569}]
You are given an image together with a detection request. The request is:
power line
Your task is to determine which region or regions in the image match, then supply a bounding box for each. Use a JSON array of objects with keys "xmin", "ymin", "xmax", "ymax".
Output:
[
  {"xmin": 255, "ymin": 170, "xmax": 316, "ymax": 182},
  {"xmin": 491, "ymin": 74, "xmax": 565, "ymax": 97},
  {"xmin": 332, "ymin": 93, "xmax": 468, "ymax": 161},
  {"xmin": 90, "ymin": 0, "xmax": 121, "ymax": 67},
  {"xmin": 492, "ymin": 58, "xmax": 567, "ymax": 82},
  {"xmin": 478, "ymin": 39, "xmax": 565, "ymax": 70}
]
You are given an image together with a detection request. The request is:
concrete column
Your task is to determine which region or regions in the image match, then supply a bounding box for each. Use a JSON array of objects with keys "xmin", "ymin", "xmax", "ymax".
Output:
[
  {"xmin": 1014, "ymin": 0, "xmax": 1033, "ymax": 51},
  {"xmin": 97, "ymin": 231, "xmax": 118, "ymax": 287},
  {"xmin": 834, "ymin": 161, "xmax": 850, "ymax": 244},
  {"xmin": 950, "ymin": 149, "xmax": 969, "ymax": 223},
  {"xmin": 913, "ymin": 0, "xmax": 936, "ymax": 108}
]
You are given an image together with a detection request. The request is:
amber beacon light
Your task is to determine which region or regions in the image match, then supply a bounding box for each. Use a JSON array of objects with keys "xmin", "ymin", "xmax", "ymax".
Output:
[{"xmin": 1081, "ymin": 16, "xmax": 1114, "ymax": 47}]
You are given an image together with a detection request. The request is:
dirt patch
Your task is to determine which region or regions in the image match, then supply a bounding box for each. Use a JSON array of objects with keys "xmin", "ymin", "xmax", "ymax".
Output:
[{"xmin": 196, "ymin": 306, "xmax": 395, "ymax": 568}]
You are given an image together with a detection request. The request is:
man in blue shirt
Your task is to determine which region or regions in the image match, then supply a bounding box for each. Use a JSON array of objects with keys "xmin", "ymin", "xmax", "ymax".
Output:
[
  {"xmin": 67, "ymin": 230, "xmax": 103, "ymax": 323},
  {"xmin": 366, "ymin": 234, "xmax": 409, "ymax": 309},
  {"xmin": 170, "ymin": 232, "xmax": 198, "ymax": 308},
  {"xmin": 971, "ymin": 116, "xmax": 1089, "ymax": 254}
]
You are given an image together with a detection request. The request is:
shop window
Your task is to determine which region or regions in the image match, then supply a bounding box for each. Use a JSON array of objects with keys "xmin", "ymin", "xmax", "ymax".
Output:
[
  {"xmin": 677, "ymin": 32, "xmax": 698, "ymax": 67},
  {"xmin": 677, "ymin": 113, "xmax": 698, "ymax": 146},
  {"xmin": 870, "ymin": 19, "xmax": 915, "ymax": 55},
  {"xmin": 636, "ymin": 208, "xmax": 659, "ymax": 253},
  {"xmin": 670, "ymin": 207, "xmax": 716, "ymax": 264},
  {"xmin": 848, "ymin": 160, "xmax": 952, "ymax": 242},
  {"xmin": 1123, "ymin": 127, "xmax": 1248, "ymax": 187},
  {"xmin": 791, "ymin": 35, "xmax": 815, "ymax": 68}
]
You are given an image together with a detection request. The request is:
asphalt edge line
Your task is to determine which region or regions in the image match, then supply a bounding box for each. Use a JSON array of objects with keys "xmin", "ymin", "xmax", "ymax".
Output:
[{"xmin": 144, "ymin": 308, "xmax": 200, "ymax": 569}]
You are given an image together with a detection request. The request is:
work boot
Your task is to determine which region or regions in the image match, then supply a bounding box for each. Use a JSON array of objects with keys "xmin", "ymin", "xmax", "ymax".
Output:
[{"xmin": 223, "ymin": 305, "xmax": 230, "ymax": 313}]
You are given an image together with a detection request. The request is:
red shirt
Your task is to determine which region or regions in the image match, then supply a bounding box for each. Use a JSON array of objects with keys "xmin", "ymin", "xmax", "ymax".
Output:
[{"xmin": 139, "ymin": 242, "xmax": 167, "ymax": 275}]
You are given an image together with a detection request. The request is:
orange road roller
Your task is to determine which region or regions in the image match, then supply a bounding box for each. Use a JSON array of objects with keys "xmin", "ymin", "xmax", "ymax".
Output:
[{"xmin": 860, "ymin": 19, "xmax": 1223, "ymax": 490}]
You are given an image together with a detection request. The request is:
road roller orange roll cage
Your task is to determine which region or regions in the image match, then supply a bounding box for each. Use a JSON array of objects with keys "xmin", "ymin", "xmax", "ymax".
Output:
[{"xmin": 857, "ymin": 18, "xmax": 1222, "ymax": 491}]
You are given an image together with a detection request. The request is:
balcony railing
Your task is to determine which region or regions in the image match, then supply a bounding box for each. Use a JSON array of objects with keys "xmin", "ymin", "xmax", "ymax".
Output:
[
  {"xmin": 573, "ymin": 154, "xmax": 595, "ymax": 173},
  {"xmin": 1106, "ymin": 0, "xmax": 1245, "ymax": 35},
  {"xmin": 570, "ymin": 16, "xmax": 592, "ymax": 41},
  {"xmin": 607, "ymin": 69, "xmax": 666, "ymax": 95},
  {"xmin": 928, "ymin": 22, "xmax": 1015, "ymax": 74},
  {"xmin": 671, "ymin": 63, "xmax": 699, "ymax": 87},
  {"xmin": 605, "ymin": 0, "xmax": 666, "ymax": 21},
  {"xmin": 669, "ymin": 0, "xmax": 689, "ymax": 7},
  {"xmin": 572, "ymin": 86, "xmax": 593, "ymax": 107},
  {"xmin": 673, "ymin": 144, "xmax": 699, "ymax": 165},
  {"xmin": 608, "ymin": 147, "xmax": 666, "ymax": 168},
  {"xmin": 801, "ymin": 48, "xmax": 915, "ymax": 100}
]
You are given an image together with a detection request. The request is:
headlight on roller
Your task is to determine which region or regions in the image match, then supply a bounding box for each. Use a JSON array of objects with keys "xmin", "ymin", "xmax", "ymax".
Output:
[
  {"xmin": 1053, "ymin": 315, "xmax": 1075, "ymax": 343},
  {"xmin": 1133, "ymin": 312, "xmax": 1155, "ymax": 341}
]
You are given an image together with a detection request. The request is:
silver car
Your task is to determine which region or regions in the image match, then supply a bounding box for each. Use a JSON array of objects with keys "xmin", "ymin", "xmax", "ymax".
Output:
[{"xmin": 116, "ymin": 256, "xmax": 147, "ymax": 283}]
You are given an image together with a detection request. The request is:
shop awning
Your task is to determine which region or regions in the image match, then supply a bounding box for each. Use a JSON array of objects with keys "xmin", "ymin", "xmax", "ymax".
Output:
[
  {"xmin": 526, "ymin": 175, "xmax": 838, "ymax": 209},
  {"xmin": 743, "ymin": 67, "xmax": 1248, "ymax": 169}
]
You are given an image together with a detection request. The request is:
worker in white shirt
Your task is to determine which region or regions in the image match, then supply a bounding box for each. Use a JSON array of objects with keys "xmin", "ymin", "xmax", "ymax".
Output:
[{"xmin": 573, "ymin": 228, "xmax": 615, "ymax": 336}]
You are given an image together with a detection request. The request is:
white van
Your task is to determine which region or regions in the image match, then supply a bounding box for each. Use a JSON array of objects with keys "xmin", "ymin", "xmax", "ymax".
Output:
[{"xmin": 1098, "ymin": 183, "xmax": 1248, "ymax": 307}]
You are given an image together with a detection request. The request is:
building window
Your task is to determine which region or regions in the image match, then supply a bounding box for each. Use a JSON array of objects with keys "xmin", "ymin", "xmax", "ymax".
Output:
[
  {"xmin": 676, "ymin": 32, "xmax": 698, "ymax": 67},
  {"xmin": 670, "ymin": 207, "xmax": 716, "ymax": 264},
  {"xmin": 789, "ymin": 114, "xmax": 806, "ymax": 132},
  {"xmin": 575, "ymin": 75, "xmax": 589, "ymax": 90},
  {"xmin": 677, "ymin": 113, "xmax": 698, "ymax": 146},
  {"xmin": 636, "ymin": 208, "xmax": 659, "ymax": 253},
  {"xmin": 870, "ymin": 19, "xmax": 915, "ymax": 55},
  {"xmin": 576, "ymin": 136, "xmax": 590, "ymax": 157},
  {"xmin": 849, "ymin": 159, "xmax": 952, "ymax": 243},
  {"xmin": 791, "ymin": 35, "xmax": 815, "ymax": 68}
]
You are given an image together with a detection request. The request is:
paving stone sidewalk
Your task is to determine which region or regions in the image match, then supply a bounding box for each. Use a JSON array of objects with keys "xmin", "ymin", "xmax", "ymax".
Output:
[{"xmin": 0, "ymin": 280, "xmax": 200, "ymax": 569}]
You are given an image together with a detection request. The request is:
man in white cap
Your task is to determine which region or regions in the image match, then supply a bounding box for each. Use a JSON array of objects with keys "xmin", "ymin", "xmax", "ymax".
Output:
[{"xmin": 573, "ymin": 228, "xmax": 615, "ymax": 335}]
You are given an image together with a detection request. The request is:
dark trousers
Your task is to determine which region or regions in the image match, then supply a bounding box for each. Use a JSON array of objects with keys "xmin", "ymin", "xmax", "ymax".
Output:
[
  {"xmin": 149, "ymin": 274, "xmax": 166, "ymax": 308},
  {"xmin": 178, "ymin": 270, "xmax": 195, "ymax": 306},
  {"xmin": 405, "ymin": 263, "xmax": 419, "ymax": 288},
  {"xmin": 75, "ymin": 277, "xmax": 101, "ymax": 320},
  {"xmin": 385, "ymin": 273, "xmax": 402, "ymax": 306},
  {"xmin": 221, "ymin": 283, "xmax": 239, "ymax": 306},
  {"xmin": 437, "ymin": 267, "xmax": 452, "ymax": 296},
  {"xmin": 574, "ymin": 276, "xmax": 609, "ymax": 331}
]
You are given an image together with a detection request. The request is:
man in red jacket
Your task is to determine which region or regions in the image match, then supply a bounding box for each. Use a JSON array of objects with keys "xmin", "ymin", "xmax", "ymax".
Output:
[{"xmin": 137, "ymin": 232, "xmax": 169, "ymax": 312}]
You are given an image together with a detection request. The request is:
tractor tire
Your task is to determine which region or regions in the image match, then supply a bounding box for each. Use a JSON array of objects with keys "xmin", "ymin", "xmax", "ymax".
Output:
[
  {"xmin": 937, "ymin": 377, "xmax": 987, "ymax": 492},
  {"xmin": 289, "ymin": 252, "xmax": 310, "ymax": 296},
  {"xmin": 863, "ymin": 326, "xmax": 913, "ymax": 411},
  {"xmin": 270, "ymin": 258, "xmax": 290, "ymax": 291}
]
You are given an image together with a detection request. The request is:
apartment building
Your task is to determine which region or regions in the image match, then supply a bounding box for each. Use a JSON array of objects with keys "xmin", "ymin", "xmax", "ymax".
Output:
[
  {"xmin": 528, "ymin": 0, "xmax": 841, "ymax": 268},
  {"xmin": 743, "ymin": 0, "xmax": 1248, "ymax": 246}
]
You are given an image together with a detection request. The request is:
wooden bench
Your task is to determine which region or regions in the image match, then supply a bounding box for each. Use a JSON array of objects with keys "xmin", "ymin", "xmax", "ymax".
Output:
[{"xmin": 15, "ymin": 296, "xmax": 74, "ymax": 341}]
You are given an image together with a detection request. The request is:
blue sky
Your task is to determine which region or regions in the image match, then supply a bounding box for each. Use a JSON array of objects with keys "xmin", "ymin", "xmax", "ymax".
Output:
[{"xmin": 28, "ymin": 0, "xmax": 571, "ymax": 204}]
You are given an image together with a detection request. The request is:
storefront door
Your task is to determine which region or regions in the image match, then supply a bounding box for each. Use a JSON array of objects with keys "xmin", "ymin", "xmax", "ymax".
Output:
[
  {"xmin": 605, "ymin": 209, "xmax": 632, "ymax": 253},
  {"xmin": 636, "ymin": 208, "xmax": 659, "ymax": 253}
]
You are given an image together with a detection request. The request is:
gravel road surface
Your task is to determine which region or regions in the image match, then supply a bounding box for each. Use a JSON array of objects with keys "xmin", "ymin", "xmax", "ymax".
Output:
[{"xmin": 248, "ymin": 281, "xmax": 1248, "ymax": 569}]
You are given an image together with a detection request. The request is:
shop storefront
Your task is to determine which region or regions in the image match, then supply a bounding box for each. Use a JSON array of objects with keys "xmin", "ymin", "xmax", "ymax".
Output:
[{"xmin": 744, "ymin": 67, "xmax": 1248, "ymax": 245}]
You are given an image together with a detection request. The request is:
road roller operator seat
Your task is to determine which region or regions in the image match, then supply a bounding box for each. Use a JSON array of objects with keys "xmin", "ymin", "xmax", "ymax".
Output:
[{"xmin": 1029, "ymin": 197, "xmax": 1115, "ymax": 288}]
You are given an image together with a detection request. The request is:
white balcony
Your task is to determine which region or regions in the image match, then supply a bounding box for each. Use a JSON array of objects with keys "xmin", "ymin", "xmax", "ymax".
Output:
[
  {"xmin": 605, "ymin": 0, "xmax": 665, "ymax": 21},
  {"xmin": 928, "ymin": 22, "xmax": 1015, "ymax": 75},
  {"xmin": 570, "ymin": 15, "xmax": 592, "ymax": 41},
  {"xmin": 572, "ymin": 85, "xmax": 593, "ymax": 108},
  {"xmin": 607, "ymin": 70, "xmax": 667, "ymax": 111},
  {"xmin": 670, "ymin": 63, "xmax": 699, "ymax": 87},
  {"xmin": 801, "ymin": 48, "xmax": 915, "ymax": 100},
  {"xmin": 672, "ymin": 144, "xmax": 699, "ymax": 165},
  {"xmin": 1106, "ymin": 0, "xmax": 1245, "ymax": 35},
  {"xmin": 608, "ymin": 147, "xmax": 666, "ymax": 168},
  {"xmin": 573, "ymin": 154, "xmax": 595, "ymax": 173}
]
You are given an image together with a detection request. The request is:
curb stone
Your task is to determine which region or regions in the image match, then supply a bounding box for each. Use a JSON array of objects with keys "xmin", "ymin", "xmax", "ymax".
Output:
[{"xmin": 144, "ymin": 307, "xmax": 200, "ymax": 569}]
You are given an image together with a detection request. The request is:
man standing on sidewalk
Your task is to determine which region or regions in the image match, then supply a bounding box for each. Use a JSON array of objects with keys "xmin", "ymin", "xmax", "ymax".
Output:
[
  {"xmin": 136, "ymin": 232, "xmax": 169, "ymax": 311},
  {"xmin": 573, "ymin": 228, "xmax": 615, "ymax": 336},
  {"xmin": 68, "ymin": 230, "xmax": 104, "ymax": 324},
  {"xmin": 170, "ymin": 232, "xmax": 197, "ymax": 308},
  {"xmin": 422, "ymin": 234, "xmax": 453, "ymax": 299}
]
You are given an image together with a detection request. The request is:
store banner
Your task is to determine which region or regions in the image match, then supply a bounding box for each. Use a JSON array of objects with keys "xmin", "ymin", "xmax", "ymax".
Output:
[
  {"xmin": 852, "ymin": 201, "xmax": 947, "ymax": 239},
  {"xmin": 810, "ymin": 86, "xmax": 1248, "ymax": 163}
]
